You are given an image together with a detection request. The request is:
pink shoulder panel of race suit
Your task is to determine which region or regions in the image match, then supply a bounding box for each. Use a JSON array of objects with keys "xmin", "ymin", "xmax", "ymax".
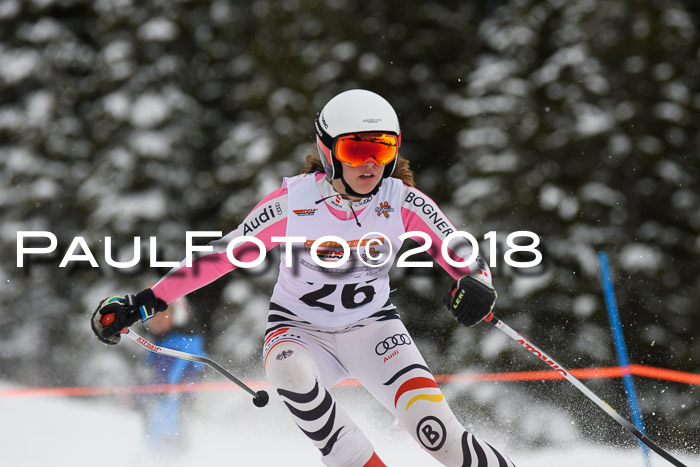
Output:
[
  {"xmin": 400, "ymin": 185, "xmax": 491, "ymax": 283},
  {"xmin": 152, "ymin": 183, "xmax": 289, "ymax": 304}
]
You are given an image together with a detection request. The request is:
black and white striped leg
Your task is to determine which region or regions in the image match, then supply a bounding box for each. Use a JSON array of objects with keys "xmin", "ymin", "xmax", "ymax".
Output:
[
  {"xmin": 277, "ymin": 381, "xmax": 345, "ymax": 455},
  {"xmin": 461, "ymin": 432, "xmax": 516, "ymax": 467}
]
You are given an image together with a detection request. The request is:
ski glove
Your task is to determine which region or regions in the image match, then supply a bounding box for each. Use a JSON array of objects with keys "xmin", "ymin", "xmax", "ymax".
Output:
[
  {"xmin": 90, "ymin": 289, "xmax": 167, "ymax": 345},
  {"xmin": 444, "ymin": 274, "xmax": 497, "ymax": 327}
]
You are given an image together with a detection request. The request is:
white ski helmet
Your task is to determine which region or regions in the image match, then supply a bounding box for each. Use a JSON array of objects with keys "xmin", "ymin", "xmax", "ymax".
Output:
[{"xmin": 314, "ymin": 89, "xmax": 401, "ymax": 181}]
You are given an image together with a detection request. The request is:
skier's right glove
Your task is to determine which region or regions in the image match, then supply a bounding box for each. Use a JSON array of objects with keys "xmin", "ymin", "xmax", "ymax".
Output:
[
  {"xmin": 444, "ymin": 274, "xmax": 497, "ymax": 327},
  {"xmin": 90, "ymin": 289, "xmax": 167, "ymax": 345}
]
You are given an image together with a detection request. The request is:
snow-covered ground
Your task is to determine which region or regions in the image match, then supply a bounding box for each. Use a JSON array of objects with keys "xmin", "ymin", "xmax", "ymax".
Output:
[{"xmin": 1, "ymin": 381, "xmax": 696, "ymax": 467}]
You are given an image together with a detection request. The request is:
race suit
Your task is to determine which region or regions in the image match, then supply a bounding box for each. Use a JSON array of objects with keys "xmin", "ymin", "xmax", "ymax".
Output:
[{"xmin": 151, "ymin": 173, "xmax": 514, "ymax": 467}]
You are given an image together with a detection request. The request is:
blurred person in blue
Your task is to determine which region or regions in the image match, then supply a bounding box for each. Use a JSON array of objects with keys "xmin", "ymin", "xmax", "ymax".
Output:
[{"xmin": 141, "ymin": 295, "xmax": 204, "ymax": 451}]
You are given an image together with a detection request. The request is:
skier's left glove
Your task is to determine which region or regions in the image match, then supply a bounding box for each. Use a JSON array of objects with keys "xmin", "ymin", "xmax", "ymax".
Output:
[
  {"xmin": 90, "ymin": 289, "xmax": 167, "ymax": 345},
  {"xmin": 444, "ymin": 274, "xmax": 497, "ymax": 327}
]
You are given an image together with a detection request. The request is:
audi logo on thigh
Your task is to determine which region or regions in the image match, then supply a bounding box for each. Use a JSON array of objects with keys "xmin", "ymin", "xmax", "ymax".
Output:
[{"xmin": 375, "ymin": 333, "xmax": 412, "ymax": 355}]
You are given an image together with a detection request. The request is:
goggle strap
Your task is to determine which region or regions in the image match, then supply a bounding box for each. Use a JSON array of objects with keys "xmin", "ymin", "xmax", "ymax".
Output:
[{"xmin": 314, "ymin": 113, "xmax": 335, "ymax": 149}]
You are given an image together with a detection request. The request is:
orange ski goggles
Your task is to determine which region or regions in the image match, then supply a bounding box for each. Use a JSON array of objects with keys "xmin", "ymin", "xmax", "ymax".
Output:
[{"xmin": 334, "ymin": 133, "xmax": 399, "ymax": 167}]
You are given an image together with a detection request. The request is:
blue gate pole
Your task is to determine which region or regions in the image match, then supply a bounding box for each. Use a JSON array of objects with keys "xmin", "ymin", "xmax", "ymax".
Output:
[{"xmin": 599, "ymin": 252, "xmax": 651, "ymax": 466}]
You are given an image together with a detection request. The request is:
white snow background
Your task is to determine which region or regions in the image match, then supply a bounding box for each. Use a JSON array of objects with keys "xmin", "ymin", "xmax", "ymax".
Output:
[{"xmin": 2, "ymin": 379, "xmax": 697, "ymax": 467}]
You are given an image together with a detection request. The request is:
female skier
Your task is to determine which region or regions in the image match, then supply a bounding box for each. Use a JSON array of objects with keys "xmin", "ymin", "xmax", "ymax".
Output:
[{"xmin": 91, "ymin": 89, "xmax": 515, "ymax": 466}]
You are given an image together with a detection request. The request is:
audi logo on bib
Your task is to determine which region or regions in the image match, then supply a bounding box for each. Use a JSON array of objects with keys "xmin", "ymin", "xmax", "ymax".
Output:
[{"xmin": 375, "ymin": 334, "xmax": 412, "ymax": 355}]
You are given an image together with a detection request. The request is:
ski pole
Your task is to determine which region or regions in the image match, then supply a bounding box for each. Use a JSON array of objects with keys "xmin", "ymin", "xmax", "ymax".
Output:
[
  {"xmin": 122, "ymin": 328, "xmax": 269, "ymax": 408},
  {"xmin": 484, "ymin": 313, "xmax": 687, "ymax": 467}
]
